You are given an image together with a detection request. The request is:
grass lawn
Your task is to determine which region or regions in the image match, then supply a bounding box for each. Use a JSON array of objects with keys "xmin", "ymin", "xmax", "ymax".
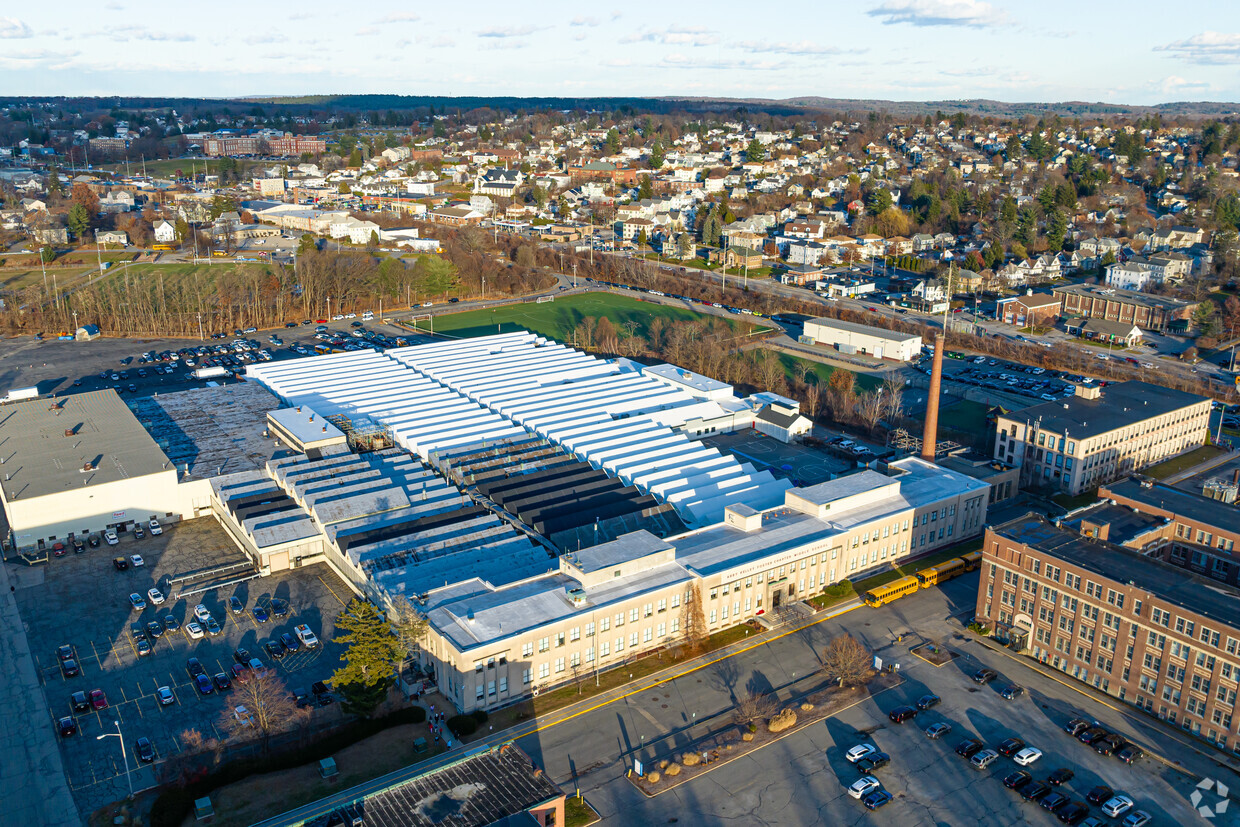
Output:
[
  {"xmin": 1074, "ymin": 337, "xmax": 1129, "ymax": 352},
  {"xmin": 564, "ymin": 796, "xmax": 601, "ymax": 827},
  {"xmin": 98, "ymin": 260, "xmax": 279, "ymax": 291},
  {"xmin": 95, "ymin": 157, "xmax": 263, "ymax": 178},
  {"xmin": 1143, "ymin": 444, "xmax": 1228, "ymax": 480},
  {"xmin": 807, "ymin": 537, "xmax": 985, "ymax": 611},
  {"xmin": 426, "ymin": 291, "xmax": 761, "ymax": 341},
  {"xmin": 936, "ymin": 399, "xmax": 991, "ymax": 436},
  {"xmin": 775, "ymin": 352, "xmax": 882, "ymax": 391}
]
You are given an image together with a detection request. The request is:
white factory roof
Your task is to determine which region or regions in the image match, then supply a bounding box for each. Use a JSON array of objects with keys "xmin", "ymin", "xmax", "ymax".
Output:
[
  {"xmin": 246, "ymin": 333, "xmax": 790, "ymax": 525},
  {"xmin": 268, "ymin": 406, "xmax": 345, "ymax": 447}
]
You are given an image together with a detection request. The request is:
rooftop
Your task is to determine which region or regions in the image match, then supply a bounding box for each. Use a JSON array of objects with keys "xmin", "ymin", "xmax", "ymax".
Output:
[
  {"xmin": 642, "ymin": 363, "xmax": 731, "ymax": 396},
  {"xmin": 997, "ymin": 381, "xmax": 1208, "ymax": 439},
  {"xmin": 267, "ymin": 406, "xmax": 346, "ymax": 448},
  {"xmin": 993, "ymin": 513, "xmax": 1240, "ymax": 629},
  {"xmin": 1102, "ymin": 477, "xmax": 1240, "ymax": 538},
  {"xmin": 1053, "ymin": 282, "xmax": 1194, "ymax": 311},
  {"xmin": 0, "ymin": 389, "xmax": 173, "ymax": 501},
  {"xmin": 570, "ymin": 531, "xmax": 673, "ymax": 573},
  {"xmin": 805, "ymin": 316, "xmax": 922, "ymax": 343}
]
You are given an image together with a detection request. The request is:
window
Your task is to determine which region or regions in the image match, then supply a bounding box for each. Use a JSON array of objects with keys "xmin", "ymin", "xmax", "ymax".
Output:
[
  {"xmin": 570, "ymin": 652, "xmax": 580, "ymax": 668},
  {"xmin": 601, "ymin": 616, "xmax": 610, "ymax": 632},
  {"xmin": 671, "ymin": 593, "xmax": 681, "ymax": 608},
  {"xmin": 615, "ymin": 613, "xmax": 624, "ymax": 628},
  {"xmin": 556, "ymin": 632, "xmax": 566, "ymax": 648},
  {"xmin": 585, "ymin": 622, "xmax": 595, "ymax": 638},
  {"xmin": 474, "ymin": 661, "xmax": 484, "ymax": 674},
  {"xmin": 643, "ymin": 627, "xmax": 653, "ymax": 643},
  {"xmin": 555, "ymin": 657, "xmax": 565, "ymax": 674},
  {"xmin": 629, "ymin": 632, "xmax": 638, "ymax": 648},
  {"xmin": 538, "ymin": 636, "xmax": 549, "ymax": 653},
  {"xmin": 601, "ymin": 641, "xmax": 610, "ymax": 657},
  {"xmin": 671, "ymin": 617, "xmax": 680, "ymax": 633},
  {"xmin": 522, "ymin": 668, "xmax": 532, "ymax": 685},
  {"xmin": 644, "ymin": 603, "xmax": 653, "ymax": 618},
  {"xmin": 522, "ymin": 642, "xmax": 533, "ymax": 658},
  {"xmin": 709, "ymin": 609, "xmax": 717, "ymax": 624},
  {"xmin": 570, "ymin": 627, "xmax": 580, "ymax": 642},
  {"xmin": 487, "ymin": 680, "xmax": 496, "ymax": 697},
  {"xmin": 499, "ymin": 676, "xmax": 507, "ymax": 693},
  {"xmin": 657, "ymin": 598, "xmax": 667, "ymax": 613},
  {"xmin": 476, "ymin": 684, "xmax": 485, "ymax": 700},
  {"xmin": 657, "ymin": 622, "xmax": 667, "ymax": 637},
  {"xmin": 538, "ymin": 663, "xmax": 550, "ymax": 680},
  {"xmin": 585, "ymin": 647, "xmax": 594, "ymax": 663},
  {"xmin": 630, "ymin": 608, "xmax": 639, "ymax": 623}
]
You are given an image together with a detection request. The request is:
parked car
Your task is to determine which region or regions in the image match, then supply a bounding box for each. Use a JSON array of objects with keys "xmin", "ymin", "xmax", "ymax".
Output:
[
  {"xmin": 231, "ymin": 663, "xmax": 250, "ymax": 684},
  {"xmin": 57, "ymin": 644, "xmax": 75, "ymax": 663},
  {"xmin": 130, "ymin": 554, "xmax": 144, "ymax": 566},
  {"xmin": 1003, "ymin": 770, "xmax": 1032, "ymax": 790},
  {"xmin": 112, "ymin": 556, "xmax": 128, "ymax": 571},
  {"xmin": 973, "ymin": 668, "xmax": 998, "ymax": 684},
  {"xmin": 1121, "ymin": 811, "xmax": 1151, "ymax": 827},
  {"xmin": 1039, "ymin": 792, "xmax": 1071, "ymax": 813},
  {"xmin": 194, "ymin": 604, "xmax": 211, "ymax": 623},
  {"xmin": 59, "ymin": 717, "xmax": 78, "ymax": 738},
  {"xmin": 1056, "ymin": 802, "xmax": 1091, "ymax": 825},
  {"xmin": 861, "ymin": 789, "xmax": 893, "ymax": 810},
  {"xmin": 185, "ymin": 621, "xmax": 204, "ymax": 640},
  {"xmin": 856, "ymin": 752, "xmax": 890, "ymax": 772},
  {"xmin": 1000, "ymin": 684, "xmax": 1024, "ymax": 700},
  {"xmin": 134, "ymin": 736, "xmax": 155, "ymax": 763},
  {"xmin": 148, "ymin": 519, "xmax": 163, "ymax": 535},
  {"xmin": 128, "ymin": 593, "xmax": 146, "ymax": 611},
  {"xmin": 970, "ymin": 749, "xmax": 999, "ymax": 770},
  {"xmin": 1013, "ymin": 747, "xmax": 1043, "ymax": 766},
  {"xmin": 270, "ymin": 598, "xmax": 290, "ymax": 617},
  {"xmin": 997, "ymin": 738, "xmax": 1026, "ymax": 757},
  {"xmin": 61, "ymin": 658, "xmax": 79, "ymax": 678},
  {"xmin": 147, "ymin": 587, "xmax": 165, "ymax": 605},
  {"xmin": 186, "ymin": 657, "xmax": 206, "ymax": 677},
  {"xmin": 194, "ymin": 673, "xmax": 214, "ymax": 695},
  {"xmin": 1078, "ymin": 727, "xmax": 1108, "ymax": 745},
  {"xmin": 156, "ymin": 686, "xmax": 175, "ymax": 706},
  {"xmin": 888, "ymin": 705, "xmax": 917, "ymax": 724},
  {"xmin": 71, "ymin": 690, "xmax": 90, "ymax": 712},
  {"xmin": 1102, "ymin": 794, "xmax": 1134, "ymax": 817},
  {"xmin": 1063, "ymin": 718, "xmax": 1090, "ymax": 736},
  {"xmin": 88, "ymin": 689, "xmax": 108, "ymax": 710},
  {"xmin": 1095, "ymin": 734, "xmax": 1126, "ymax": 756},
  {"xmin": 206, "ymin": 617, "xmax": 222, "ymax": 636},
  {"xmin": 846, "ymin": 744, "xmax": 877, "ymax": 763},
  {"xmin": 915, "ymin": 694, "xmax": 941, "ymax": 710},
  {"xmin": 104, "ymin": 530, "xmax": 119, "ymax": 546},
  {"xmin": 248, "ymin": 657, "xmax": 268, "ymax": 678},
  {"xmin": 1021, "ymin": 781, "xmax": 1052, "ymax": 803},
  {"xmin": 1047, "ymin": 768, "xmax": 1075, "ymax": 786},
  {"xmin": 145, "ymin": 620, "xmax": 163, "ymax": 639},
  {"xmin": 228, "ymin": 596, "xmax": 244, "ymax": 614},
  {"xmin": 847, "ymin": 775, "xmax": 881, "ymax": 799},
  {"xmin": 253, "ymin": 605, "xmax": 269, "ymax": 623},
  {"xmin": 925, "ymin": 722, "xmax": 952, "ymax": 740},
  {"xmin": 1116, "ymin": 745, "xmax": 1144, "ymax": 764},
  {"xmin": 163, "ymin": 614, "xmax": 179, "ymax": 633},
  {"xmin": 280, "ymin": 632, "xmax": 300, "ymax": 652},
  {"xmin": 955, "ymin": 739, "xmax": 984, "ymax": 759},
  {"xmin": 1086, "ymin": 785, "xmax": 1114, "ymax": 806},
  {"xmin": 212, "ymin": 672, "xmax": 232, "ymax": 691}
]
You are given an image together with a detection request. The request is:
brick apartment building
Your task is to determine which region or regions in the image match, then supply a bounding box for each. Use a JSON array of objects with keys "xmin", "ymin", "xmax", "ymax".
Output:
[
  {"xmin": 203, "ymin": 133, "xmax": 327, "ymax": 157},
  {"xmin": 978, "ymin": 513, "xmax": 1240, "ymax": 754},
  {"xmin": 993, "ymin": 381, "xmax": 1210, "ymax": 495},
  {"xmin": 1051, "ymin": 283, "xmax": 1196, "ymax": 334},
  {"xmin": 995, "ymin": 290, "xmax": 1061, "ymax": 327}
]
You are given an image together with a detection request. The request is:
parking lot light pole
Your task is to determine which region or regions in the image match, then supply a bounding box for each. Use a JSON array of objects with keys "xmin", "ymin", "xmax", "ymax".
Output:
[{"xmin": 96, "ymin": 720, "xmax": 133, "ymax": 800}]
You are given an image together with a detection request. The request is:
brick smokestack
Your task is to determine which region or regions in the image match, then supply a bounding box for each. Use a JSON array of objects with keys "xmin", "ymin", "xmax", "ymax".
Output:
[{"xmin": 921, "ymin": 333, "xmax": 944, "ymax": 462}]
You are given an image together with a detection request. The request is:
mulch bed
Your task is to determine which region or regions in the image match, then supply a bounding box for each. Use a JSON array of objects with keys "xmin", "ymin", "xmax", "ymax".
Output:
[
  {"xmin": 910, "ymin": 641, "xmax": 957, "ymax": 666},
  {"xmin": 630, "ymin": 671, "xmax": 902, "ymax": 796}
]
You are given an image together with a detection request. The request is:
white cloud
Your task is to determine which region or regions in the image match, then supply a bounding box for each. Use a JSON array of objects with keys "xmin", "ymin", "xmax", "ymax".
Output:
[
  {"xmin": 377, "ymin": 12, "xmax": 420, "ymax": 23},
  {"xmin": 244, "ymin": 33, "xmax": 286, "ymax": 45},
  {"xmin": 1159, "ymin": 74, "xmax": 1212, "ymax": 94},
  {"xmin": 735, "ymin": 40, "xmax": 841, "ymax": 56},
  {"xmin": 356, "ymin": 26, "xmax": 379, "ymax": 36},
  {"xmin": 868, "ymin": 0, "xmax": 1008, "ymax": 28},
  {"xmin": 0, "ymin": 16, "xmax": 32, "ymax": 38},
  {"xmin": 109, "ymin": 25, "xmax": 195, "ymax": 42},
  {"xmin": 0, "ymin": 48, "xmax": 78, "ymax": 67},
  {"xmin": 1157, "ymin": 32, "xmax": 1240, "ymax": 65},
  {"xmin": 573, "ymin": 32, "xmax": 587, "ymax": 41},
  {"xmin": 657, "ymin": 53, "xmax": 784, "ymax": 71},
  {"xmin": 622, "ymin": 25, "xmax": 719, "ymax": 47},
  {"xmin": 476, "ymin": 25, "xmax": 542, "ymax": 38},
  {"xmin": 571, "ymin": 16, "xmax": 599, "ymax": 27}
]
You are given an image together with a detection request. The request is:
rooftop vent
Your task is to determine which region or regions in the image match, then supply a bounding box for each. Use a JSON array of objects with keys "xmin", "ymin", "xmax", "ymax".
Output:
[
  {"xmin": 81, "ymin": 461, "xmax": 94, "ymax": 472},
  {"xmin": 465, "ymin": 608, "xmax": 475, "ymax": 624},
  {"xmin": 566, "ymin": 587, "xmax": 587, "ymax": 607}
]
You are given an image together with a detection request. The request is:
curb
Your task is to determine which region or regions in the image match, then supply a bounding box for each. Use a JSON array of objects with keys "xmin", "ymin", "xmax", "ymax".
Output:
[{"xmin": 631, "ymin": 677, "xmax": 906, "ymax": 798}]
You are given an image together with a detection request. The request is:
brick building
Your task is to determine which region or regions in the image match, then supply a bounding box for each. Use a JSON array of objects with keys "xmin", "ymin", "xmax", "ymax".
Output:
[
  {"xmin": 993, "ymin": 381, "xmax": 1210, "ymax": 495},
  {"xmin": 203, "ymin": 133, "xmax": 326, "ymax": 158},
  {"xmin": 1052, "ymin": 283, "xmax": 1196, "ymax": 334},
  {"xmin": 995, "ymin": 290, "xmax": 1062, "ymax": 327},
  {"xmin": 978, "ymin": 513, "xmax": 1240, "ymax": 754}
]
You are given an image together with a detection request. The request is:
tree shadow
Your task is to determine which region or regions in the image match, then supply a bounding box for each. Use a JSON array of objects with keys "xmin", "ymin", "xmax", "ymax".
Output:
[
  {"xmin": 746, "ymin": 669, "xmax": 774, "ymax": 698},
  {"xmin": 704, "ymin": 657, "xmax": 741, "ymax": 704}
]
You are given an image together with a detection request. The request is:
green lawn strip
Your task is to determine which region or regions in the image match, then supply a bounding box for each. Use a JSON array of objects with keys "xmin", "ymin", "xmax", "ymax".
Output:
[
  {"xmin": 773, "ymin": 351, "xmax": 883, "ymax": 391},
  {"xmin": 428, "ymin": 291, "xmax": 754, "ymax": 341},
  {"xmin": 1143, "ymin": 444, "xmax": 1228, "ymax": 479},
  {"xmin": 1051, "ymin": 489, "xmax": 1100, "ymax": 511},
  {"xmin": 564, "ymin": 796, "xmax": 601, "ymax": 827}
]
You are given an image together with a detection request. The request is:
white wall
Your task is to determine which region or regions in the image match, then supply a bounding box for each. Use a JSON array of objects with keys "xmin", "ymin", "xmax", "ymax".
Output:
[{"xmin": 5, "ymin": 468, "xmax": 182, "ymax": 548}]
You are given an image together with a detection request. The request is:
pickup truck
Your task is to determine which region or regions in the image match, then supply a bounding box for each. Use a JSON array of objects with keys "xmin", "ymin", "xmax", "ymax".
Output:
[{"xmin": 294, "ymin": 623, "xmax": 319, "ymax": 648}]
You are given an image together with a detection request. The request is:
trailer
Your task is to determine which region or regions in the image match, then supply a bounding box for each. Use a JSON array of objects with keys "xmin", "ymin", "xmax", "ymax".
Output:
[
  {"xmin": 193, "ymin": 366, "xmax": 229, "ymax": 380},
  {"xmin": 4, "ymin": 386, "xmax": 38, "ymax": 402}
]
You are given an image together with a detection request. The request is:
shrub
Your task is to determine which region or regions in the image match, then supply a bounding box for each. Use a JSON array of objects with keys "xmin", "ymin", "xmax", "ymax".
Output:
[
  {"xmin": 967, "ymin": 621, "xmax": 991, "ymax": 636},
  {"xmin": 742, "ymin": 732, "xmax": 754, "ymax": 742},
  {"xmin": 800, "ymin": 702, "xmax": 813, "ymax": 711},
  {"xmin": 822, "ymin": 580, "xmax": 852, "ymax": 598},
  {"xmin": 470, "ymin": 709, "xmax": 488, "ymax": 725},
  {"xmin": 447, "ymin": 714, "xmax": 477, "ymax": 738},
  {"xmin": 658, "ymin": 759, "xmax": 669, "ymax": 770},
  {"xmin": 665, "ymin": 763, "xmax": 681, "ymax": 777},
  {"xmin": 767, "ymin": 708, "xmax": 797, "ymax": 733},
  {"xmin": 682, "ymin": 752, "xmax": 701, "ymax": 767},
  {"xmin": 646, "ymin": 771, "xmax": 661, "ymax": 784}
]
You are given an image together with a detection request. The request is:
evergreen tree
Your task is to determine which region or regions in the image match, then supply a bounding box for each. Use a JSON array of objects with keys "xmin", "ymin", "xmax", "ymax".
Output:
[
  {"xmin": 331, "ymin": 599, "xmax": 404, "ymax": 718},
  {"xmin": 46, "ymin": 163, "xmax": 63, "ymax": 196},
  {"xmin": 649, "ymin": 140, "xmax": 665, "ymax": 169},
  {"xmin": 605, "ymin": 128, "xmax": 620, "ymax": 154},
  {"xmin": 866, "ymin": 188, "xmax": 893, "ymax": 217},
  {"xmin": 1045, "ymin": 208, "xmax": 1068, "ymax": 253},
  {"xmin": 637, "ymin": 175, "xmax": 653, "ymax": 201},
  {"xmin": 67, "ymin": 203, "xmax": 91, "ymax": 239}
]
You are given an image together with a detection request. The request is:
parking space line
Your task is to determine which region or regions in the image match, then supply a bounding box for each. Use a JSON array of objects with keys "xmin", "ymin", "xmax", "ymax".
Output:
[{"xmin": 317, "ymin": 574, "xmax": 348, "ymax": 606}]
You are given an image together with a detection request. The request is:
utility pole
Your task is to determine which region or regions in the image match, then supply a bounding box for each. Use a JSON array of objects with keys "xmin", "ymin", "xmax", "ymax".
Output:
[
  {"xmin": 97, "ymin": 721, "xmax": 133, "ymax": 800},
  {"xmin": 572, "ymin": 263, "xmax": 577, "ymax": 288},
  {"xmin": 196, "ymin": 312, "xmax": 204, "ymax": 341}
]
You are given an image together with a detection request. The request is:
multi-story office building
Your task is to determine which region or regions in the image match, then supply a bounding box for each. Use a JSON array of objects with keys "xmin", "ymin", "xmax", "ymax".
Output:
[
  {"xmin": 978, "ymin": 513, "xmax": 1240, "ymax": 753},
  {"xmin": 992, "ymin": 381, "xmax": 1210, "ymax": 495},
  {"xmin": 1052, "ymin": 283, "xmax": 1196, "ymax": 333},
  {"xmin": 422, "ymin": 457, "xmax": 989, "ymax": 712}
]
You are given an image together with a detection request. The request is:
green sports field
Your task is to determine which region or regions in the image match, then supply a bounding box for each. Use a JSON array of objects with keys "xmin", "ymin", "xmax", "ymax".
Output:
[{"xmin": 422, "ymin": 292, "xmax": 766, "ymax": 341}]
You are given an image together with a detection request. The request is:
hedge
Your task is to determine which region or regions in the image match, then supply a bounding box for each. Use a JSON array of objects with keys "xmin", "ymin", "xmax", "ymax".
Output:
[
  {"xmin": 447, "ymin": 714, "xmax": 477, "ymax": 738},
  {"xmin": 149, "ymin": 705, "xmax": 426, "ymax": 826}
]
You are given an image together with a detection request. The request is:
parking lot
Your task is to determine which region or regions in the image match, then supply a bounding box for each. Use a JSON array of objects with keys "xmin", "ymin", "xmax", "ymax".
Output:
[
  {"xmin": 705, "ymin": 430, "xmax": 853, "ymax": 486},
  {"xmin": 12, "ymin": 517, "xmax": 355, "ymax": 812}
]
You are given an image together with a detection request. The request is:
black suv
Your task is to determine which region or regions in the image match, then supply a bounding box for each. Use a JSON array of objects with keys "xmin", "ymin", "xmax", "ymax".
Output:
[
  {"xmin": 955, "ymin": 739, "xmax": 984, "ymax": 759},
  {"xmin": 1063, "ymin": 717, "xmax": 1090, "ymax": 736},
  {"xmin": 1039, "ymin": 792, "xmax": 1071, "ymax": 812},
  {"xmin": 1003, "ymin": 770, "xmax": 1032, "ymax": 790},
  {"xmin": 1095, "ymin": 734, "xmax": 1126, "ymax": 756},
  {"xmin": 1047, "ymin": 768, "xmax": 1075, "ymax": 786},
  {"xmin": 997, "ymin": 737, "xmax": 1026, "ymax": 757},
  {"xmin": 1020, "ymin": 781, "xmax": 1052, "ymax": 803},
  {"xmin": 1077, "ymin": 726, "xmax": 1108, "ymax": 745},
  {"xmin": 1056, "ymin": 802, "xmax": 1090, "ymax": 825},
  {"xmin": 1086, "ymin": 785, "xmax": 1114, "ymax": 805},
  {"xmin": 857, "ymin": 751, "xmax": 890, "ymax": 772},
  {"xmin": 888, "ymin": 706, "xmax": 917, "ymax": 724},
  {"xmin": 915, "ymin": 694, "xmax": 941, "ymax": 710}
]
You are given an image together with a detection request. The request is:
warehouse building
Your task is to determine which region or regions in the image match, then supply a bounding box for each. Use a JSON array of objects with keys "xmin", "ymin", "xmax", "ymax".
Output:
[
  {"xmin": 978, "ymin": 513, "xmax": 1240, "ymax": 755},
  {"xmin": 1052, "ymin": 283, "xmax": 1196, "ymax": 334},
  {"xmin": 0, "ymin": 390, "xmax": 185, "ymax": 552},
  {"xmin": 801, "ymin": 317, "xmax": 923, "ymax": 361},
  {"xmin": 992, "ymin": 381, "xmax": 1210, "ymax": 495}
]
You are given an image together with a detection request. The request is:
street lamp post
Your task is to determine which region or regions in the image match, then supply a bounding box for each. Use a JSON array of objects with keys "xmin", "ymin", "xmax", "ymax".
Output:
[{"xmin": 96, "ymin": 720, "xmax": 133, "ymax": 800}]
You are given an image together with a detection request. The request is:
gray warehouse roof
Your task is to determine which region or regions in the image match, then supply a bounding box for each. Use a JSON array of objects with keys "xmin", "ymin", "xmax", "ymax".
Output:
[
  {"xmin": 806, "ymin": 316, "xmax": 921, "ymax": 343},
  {"xmin": 0, "ymin": 389, "xmax": 173, "ymax": 501},
  {"xmin": 998, "ymin": 381, "xmax": 1208, "ymax": 439}
]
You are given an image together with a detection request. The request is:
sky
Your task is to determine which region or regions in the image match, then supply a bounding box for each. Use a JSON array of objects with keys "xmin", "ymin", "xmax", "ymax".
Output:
[{"xmin": 2, "ymin": 0, "xmax": 1240, "ymax": 105}]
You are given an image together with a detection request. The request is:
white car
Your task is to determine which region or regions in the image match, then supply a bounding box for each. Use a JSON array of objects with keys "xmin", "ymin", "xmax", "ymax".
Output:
[
  {"xmin": 130, "ymin": 554, "xmax": 145, "ymax": 567},
  {"xmin": 233, "ymin": 705, "xmax": 254, "ymax": 726},
  {"xmin": 845, "ymin": 743, "xmax": 877, "ymax": 763},
  {"xmin": 847, "ymin": 775, "xmax": 881, "ymax": 799},
  {"xmin": 194, "ymin": 604, "xmax": 211, "ymax": 623},
  {"xmin": 185, "ymin": 622, "xmax": 204, "ymax": 640},
  {"xmin": 148, "ymin": 519, "xmax": 163, "ymax": 535},
  {"xmin": 156, "ymin": 686, "xmax": 175, "ymax": 706},
  {"xmin": 1013, "ymin": 747, "xmax": 1043, "ymax": 766},
  {"xmin": 1122, "ymin": 812, "xmax": 1151, "ymax": 827},
  {"xmin": 147, "ymin": 588, "xmax": 165, "ymax": 605},
  {"xmin": 1103, "ymin": 795, "xmax": 1135, "ymax": 817},
  {"xmin": 104, "ymin": 530, "xmax": 119, "ymax": 546}
]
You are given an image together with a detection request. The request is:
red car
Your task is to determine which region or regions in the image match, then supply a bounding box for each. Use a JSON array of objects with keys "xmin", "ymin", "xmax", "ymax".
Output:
[
  {"xmin": 52, "ymin": 542, "xmax": 66, "ymax": 557},
  {"xmin": 88, "ymin": 689, "xmax": 108, "ymax": 710}
]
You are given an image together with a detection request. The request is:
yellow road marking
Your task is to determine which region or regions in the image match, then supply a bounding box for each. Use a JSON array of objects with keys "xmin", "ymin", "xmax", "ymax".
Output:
[{"xmin": 318, "ymin": 574, "xmax": 348, "ymax": 606}]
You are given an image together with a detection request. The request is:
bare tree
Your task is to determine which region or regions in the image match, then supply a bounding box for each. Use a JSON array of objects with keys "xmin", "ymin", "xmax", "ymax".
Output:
[
  {"xmin": 217, "ymin": 672, "xmax": 311, "ymax": 755},
  {"xmin": 733, "ymin": 690, "xmax": 778, "ymax": 725},
  {"xmin": 881, "ymin": 373, "xmax": 905, "ymax": 424},
  {"xmin": 856, "ymin": 389, "xmax": 886, "ymax": 436},
  {"xmin": 821, "ymin": 634, "xmax": 874, "ymax": 688},
  {"xmin": 681, "ymin": 582, "xmax": 708, "ymax": 656}
]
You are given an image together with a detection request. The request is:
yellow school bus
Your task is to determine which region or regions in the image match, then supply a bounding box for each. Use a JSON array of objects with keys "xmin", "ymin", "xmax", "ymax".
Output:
[
  {"xmin": 862, "ymin": 575, "xmax": 921, "ymax": 608},
  {"xmin": 915, "ymin": 556, "xmax": 968, "ymax": 588}
]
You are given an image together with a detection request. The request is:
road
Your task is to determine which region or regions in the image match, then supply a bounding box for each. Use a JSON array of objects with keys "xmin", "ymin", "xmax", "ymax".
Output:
[{"xmin": 257, "ymin": 573, "xmax": 1240, "ymax": 827}]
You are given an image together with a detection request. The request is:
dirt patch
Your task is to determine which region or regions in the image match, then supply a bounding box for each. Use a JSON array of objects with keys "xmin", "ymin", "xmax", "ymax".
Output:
[
  {"xmin": 911, "ymin": 641, "xmax": 958, "ymax": 666},
  {"xmin": 631, "ymin": 672, "xmax": 902, "ymax": 796}
]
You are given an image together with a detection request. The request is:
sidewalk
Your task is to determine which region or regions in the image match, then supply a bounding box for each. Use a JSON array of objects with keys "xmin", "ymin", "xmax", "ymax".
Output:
[
  {"xmin": 254, "ymin": 597, "xmax": 866, "ymax": 827},
  {"xmin": 0, "ymin": 563, "xmax": 81, "ymax": 827}
]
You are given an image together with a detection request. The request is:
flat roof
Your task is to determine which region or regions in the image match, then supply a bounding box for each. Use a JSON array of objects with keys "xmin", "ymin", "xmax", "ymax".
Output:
[
  {"xmin": 0, "ymin": 389, "xmax": 173, "ymax": 501},
  {"xmin": 993, "ymin": 513, "xmax": 1240, "ymax": 629},
  {"xmin": 268, "ymin": 406, "xmax": 346, "ymax": 447},
  {"xmin": 805, "ymin": 316, "xmax": 921, "ymax": 343},
  {"xmin": 997, "ymin": 381, "xmax": 1207, "ymax": 439},
  {"xmin": 1060, "ymin": 502, "xmax": 1167, "ymax": 546},
  {"xmin": 642, "ymin": 363, "xmax": 731, "ymax": 395},
  {"xmin": 1103, "ymin": 477, "xmax": 1240, "ymax": 537},
  {"xmin": 792, "ymin": 469, "xmax": 895, "ymax": 506},
  {"xmin": 570, "ymin": 530, "xmax": 672, "ymax": 573},
  {"xmin": 1053, "ymin": 282, "xmax": 1192, "ymax": 311}
]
